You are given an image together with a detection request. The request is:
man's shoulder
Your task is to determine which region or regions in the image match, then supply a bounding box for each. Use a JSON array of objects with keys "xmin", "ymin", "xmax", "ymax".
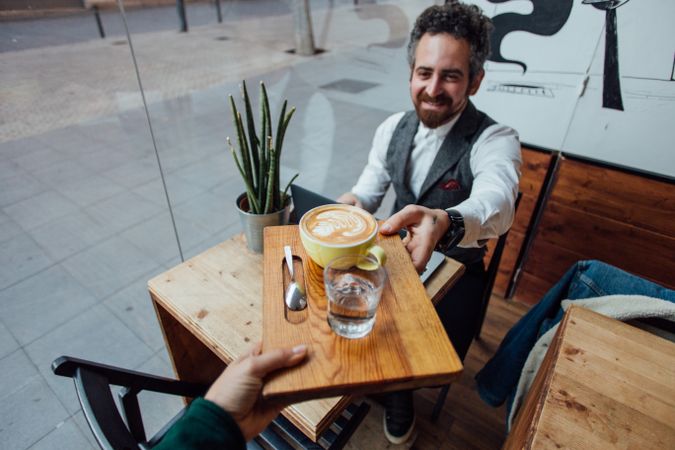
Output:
[{"xmin": 470, "ymin": 104, "xmax": 517, "ymax": 138}]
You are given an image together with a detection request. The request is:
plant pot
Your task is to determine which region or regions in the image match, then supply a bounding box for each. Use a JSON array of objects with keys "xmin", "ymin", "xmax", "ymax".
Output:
[{"xmin": 236, "ymin": 193, "xmax": 291, "ymax": 253}]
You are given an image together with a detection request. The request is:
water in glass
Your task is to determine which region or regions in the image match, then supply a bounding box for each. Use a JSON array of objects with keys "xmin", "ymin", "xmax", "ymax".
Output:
[{"xmin": 326, "ymin": 273, "xmax": 382, "ymax": 339}]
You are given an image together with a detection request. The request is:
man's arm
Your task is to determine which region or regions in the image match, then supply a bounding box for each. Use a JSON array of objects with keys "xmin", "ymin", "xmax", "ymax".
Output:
[
  {"xmin": 381, "ymin": 124, "xmax": 521, "ymax": 272},
  {"xmin": 338, "ymin": 112, "xmax": 404, "ymax": 213},
  {"xmin": 452, "ymin": 124, "xmax": 521, "ymax": 245}
]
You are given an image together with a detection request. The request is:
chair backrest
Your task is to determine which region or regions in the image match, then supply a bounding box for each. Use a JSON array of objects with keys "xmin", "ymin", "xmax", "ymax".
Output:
[
  {"xmin": 52, "ymin": 356, "xmax": 207, "ymax": 450},
  {"xmin": 474, "ymin": 192, "xmax": 522, "ymax": 340},
  {"xmin": 485, "ymin": 193, "xmax": 523, "ymax": 298},
  {"xmin": 75, "ymin": 368, "xmax": 142, "ymax": 450}
]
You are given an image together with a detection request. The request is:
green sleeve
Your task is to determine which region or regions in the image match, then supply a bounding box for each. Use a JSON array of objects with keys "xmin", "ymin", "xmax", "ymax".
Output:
[{"xmin": 153, "ymin": 397, "xmax": 246, "ymax": 450}]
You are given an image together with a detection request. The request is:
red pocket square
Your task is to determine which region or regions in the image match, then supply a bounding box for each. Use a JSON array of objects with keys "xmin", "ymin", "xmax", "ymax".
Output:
[{"xmin": 440, "ymin": 179, "xmax": 462, "ymax": 191}]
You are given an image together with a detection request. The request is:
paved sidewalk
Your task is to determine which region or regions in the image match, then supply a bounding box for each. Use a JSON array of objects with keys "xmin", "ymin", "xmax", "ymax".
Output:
[
  {"xmin": 1, "ymin": 0, "xmax": 410, "ymax": 143},
  {"xmin": 0, "ymin": 0, "xmax": 360, "ymax": 52}
]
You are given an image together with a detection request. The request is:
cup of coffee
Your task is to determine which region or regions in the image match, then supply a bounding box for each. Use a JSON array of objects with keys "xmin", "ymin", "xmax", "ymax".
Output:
[{"xmin": 299, "ymin": 204, "xmax": 386, "ymax": 268}]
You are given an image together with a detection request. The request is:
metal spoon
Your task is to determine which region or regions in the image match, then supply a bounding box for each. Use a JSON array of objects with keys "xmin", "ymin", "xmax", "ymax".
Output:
[{"xmin": 284, "ymin": 246, "xmax": 307, "ymax": 311}]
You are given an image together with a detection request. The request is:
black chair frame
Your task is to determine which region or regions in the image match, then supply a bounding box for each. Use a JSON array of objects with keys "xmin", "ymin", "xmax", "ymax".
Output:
[
  {"xmin": 52, "ymin": 356, "xmax": 369, "ymax": 450},
  {"xmin": 474, "ymin": 192, "xmax": 523, "ymax": 341}
]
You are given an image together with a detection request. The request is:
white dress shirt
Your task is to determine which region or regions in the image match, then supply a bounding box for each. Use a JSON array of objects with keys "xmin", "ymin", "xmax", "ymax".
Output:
[{"xmin": 351, "ymin": 110, "xmax": 521, "ymax": 248}]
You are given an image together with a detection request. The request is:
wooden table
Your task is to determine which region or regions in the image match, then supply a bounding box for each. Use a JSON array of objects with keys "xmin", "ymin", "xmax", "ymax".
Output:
[
  {"xmin": 505, "ymin": 305, "xmax": 675, "ymax": 449},
  {"xmin": 148, "ymin": 233, "xmax": 464, "ymax": 441}
]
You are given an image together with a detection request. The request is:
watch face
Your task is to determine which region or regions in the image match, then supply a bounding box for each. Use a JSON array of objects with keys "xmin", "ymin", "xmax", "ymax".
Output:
[{"xmin": 448, "ymin": 212, "xmax": 463, "ymax": 225}]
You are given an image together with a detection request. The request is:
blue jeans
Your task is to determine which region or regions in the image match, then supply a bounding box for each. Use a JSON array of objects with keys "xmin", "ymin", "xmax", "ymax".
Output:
[{"xmin": 475, "ymin": 260, "xmax": 675, "ymax": 409}]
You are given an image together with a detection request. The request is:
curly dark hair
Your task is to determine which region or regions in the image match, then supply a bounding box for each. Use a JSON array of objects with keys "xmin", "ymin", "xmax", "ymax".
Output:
[{"xmin": 407, "ymin": 1, "xmax": 493, "ymax": 81}]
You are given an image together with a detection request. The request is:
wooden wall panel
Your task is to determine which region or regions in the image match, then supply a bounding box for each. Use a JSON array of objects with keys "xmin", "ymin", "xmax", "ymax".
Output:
[
  {"xmin": 537, "ymin": 203, "xmax": 675, "ymax": 277},
  {"xmin": 512, "ymin": 240, "xmax": 586, "ymax": 304},
  {"xmin": 510, "ymin": 195, "xmax": 537, "ymax": 234},
  {"xmin": 514, "ymin": 273, "xmax": 554, "ymax": 306},
  {"xmin": 496, "ymin": 230, "xmax": 522, "ymax": 280},
  {"xmin": 491, "ymin": 147, "xmax": 553, "ymax": 296},
  {"xmin": 514, "ymin": 156, "xmax": 675, "ymax": 305},
  {"xmin": 551, "ymin": 159, "xmax": 675, "ymax": 233}
]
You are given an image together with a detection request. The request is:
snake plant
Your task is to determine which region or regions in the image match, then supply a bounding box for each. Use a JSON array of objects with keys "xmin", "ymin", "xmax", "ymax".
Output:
[{"xmin": 227, "ymin": 80, "xmax": 298, "ymax": 214}]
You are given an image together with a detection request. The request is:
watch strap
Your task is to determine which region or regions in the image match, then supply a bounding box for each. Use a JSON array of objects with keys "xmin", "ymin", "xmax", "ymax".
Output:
[{"xmin": 436, "ymin": 209, "xmax": 465, "ymax": 253}]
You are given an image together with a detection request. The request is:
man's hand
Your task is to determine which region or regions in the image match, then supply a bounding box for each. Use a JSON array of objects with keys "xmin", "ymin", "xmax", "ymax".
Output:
[
  {"xmin": 336, "ymin": 192, "xmax": 364, "ymax": 209},
  {"xmin": 205, "ymin": 342, "xmax": 307, "ymax": 441},
  {"xmin": 380, "ymin": 205, "xmax": 450, "ymax": 273}
]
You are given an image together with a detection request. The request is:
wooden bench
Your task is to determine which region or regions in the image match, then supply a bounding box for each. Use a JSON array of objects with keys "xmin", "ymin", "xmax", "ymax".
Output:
[
  {"xmin": 482, "ymin": 145, "xmax": 674, "ymax": 306},
  {"xmin": 512, "ymin": 155, "xmax": 675, "ymax": 304}
]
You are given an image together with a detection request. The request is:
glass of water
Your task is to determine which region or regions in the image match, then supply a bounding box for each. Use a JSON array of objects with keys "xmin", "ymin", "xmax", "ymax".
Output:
[{"xmin": 324, "ymin": 254, "xmax": 386, "ymax": 339}]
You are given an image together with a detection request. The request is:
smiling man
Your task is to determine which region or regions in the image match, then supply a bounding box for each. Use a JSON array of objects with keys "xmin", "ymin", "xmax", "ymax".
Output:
[{"xmin": 338, "ymin": 1, "xmax": 521, "ymax": 444}]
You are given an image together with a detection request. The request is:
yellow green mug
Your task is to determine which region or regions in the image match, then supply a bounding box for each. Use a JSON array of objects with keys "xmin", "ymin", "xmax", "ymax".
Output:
[{"xmin": 299, "ymin": 204, "xmax": 386, "ymax": 268}]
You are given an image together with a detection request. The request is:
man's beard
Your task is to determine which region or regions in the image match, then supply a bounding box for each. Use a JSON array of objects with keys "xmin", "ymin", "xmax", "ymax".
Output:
[{"xmin": 414, "ymin": 93, "xmax": 460, "ymax": 129}]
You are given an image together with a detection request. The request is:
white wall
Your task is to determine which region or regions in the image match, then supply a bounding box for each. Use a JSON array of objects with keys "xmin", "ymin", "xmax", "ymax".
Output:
[{"xmin": 469, "ymin": 0, "xmax": 675, "ymax": 177}]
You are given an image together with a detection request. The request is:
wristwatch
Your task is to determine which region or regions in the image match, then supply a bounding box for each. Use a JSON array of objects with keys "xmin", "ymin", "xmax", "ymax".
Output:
[{"xmin": 435, "ymin": 209, "xmax": 465, "ymax": 253}]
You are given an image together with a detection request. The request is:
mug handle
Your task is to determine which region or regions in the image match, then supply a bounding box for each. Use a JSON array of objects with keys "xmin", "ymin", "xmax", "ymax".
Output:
[{"xmin": 366, "ymin": 245, "xmax": 386, "ymax": 266}]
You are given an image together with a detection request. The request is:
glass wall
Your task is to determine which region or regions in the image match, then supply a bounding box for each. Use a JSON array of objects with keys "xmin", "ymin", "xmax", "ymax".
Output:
[{"xmin": 0, "ymin": 0, "xmax": 430, "ymax": 447}]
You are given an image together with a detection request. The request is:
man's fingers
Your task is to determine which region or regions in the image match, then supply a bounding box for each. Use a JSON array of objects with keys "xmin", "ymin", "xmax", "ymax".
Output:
[
  {"xmin": 336, "ymin": 193, "xmax": 354, "ymax": 205},
  {"xmin": 407, "ymin": 240, "xmax": 433, "ymax": 273},
  {"xmin": 381, "ymin": 206, "xmax": 423, "ymax": 235},
  {"xmin": 248, "ymin": 345, "xmax": 308, "ymax": 377},
  {"xmin": 336, "ymin": 193, "xmax": 363, "ymax": 208}
]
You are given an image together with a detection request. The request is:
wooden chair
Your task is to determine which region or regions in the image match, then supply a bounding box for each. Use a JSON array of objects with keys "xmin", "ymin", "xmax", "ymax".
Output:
[
  {"xmin": 52, "ymin": 355, "xmax": 369, "ymax": 450},
  {"xmin": 430, "ymin": 192, "xmax": 522, "ymax": 422}
]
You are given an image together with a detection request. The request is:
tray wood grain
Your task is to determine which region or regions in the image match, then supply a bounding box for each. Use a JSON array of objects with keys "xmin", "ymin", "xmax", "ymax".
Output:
[{"xmin": 262, "ymin": 225, "xmax": 463, "ymax": 403}]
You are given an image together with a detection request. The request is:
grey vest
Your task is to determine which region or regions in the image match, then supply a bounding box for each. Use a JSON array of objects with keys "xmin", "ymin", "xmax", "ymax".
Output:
[{"xmin": 385, "ymin": 101, "xmax": 495, "ymax": 265}]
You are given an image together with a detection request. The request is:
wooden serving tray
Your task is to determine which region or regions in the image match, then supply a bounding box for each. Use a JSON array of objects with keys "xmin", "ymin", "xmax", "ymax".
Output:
[{"xmin": 261, "ymin": 225, "xmax": 463, "ymax": 403}]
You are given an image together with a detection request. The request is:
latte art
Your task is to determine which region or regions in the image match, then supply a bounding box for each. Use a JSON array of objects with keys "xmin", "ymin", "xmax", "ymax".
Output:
[
  {"xmin": 312, "ymin": 210, "xmax": 368, "ymax": 240},
  {"xmin": 301, "ymin": 205, "xmax": 376, "ymax": 245}
]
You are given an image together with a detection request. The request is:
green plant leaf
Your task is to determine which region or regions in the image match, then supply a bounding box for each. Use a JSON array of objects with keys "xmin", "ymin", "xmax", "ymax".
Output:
[
  {"xmin": 241, "ymin": 80, "xmax": 259, "ymax": 190},
  {"xmin": 264, "ymin": 143, "xmax": 277, "ymax": 213},
  {"xmin": 236, "ymin": 111, "xmax": 254, "ymax": 187},
  {"xmin": 229, "ymin": 145, "xmax": 260, "ymax": 213},
  {"xmin": 282, "ymin": 173, "xmax": 299, "ymax": 206},
  {"xmin": 273, "ymin": 100, "xmax": 287, "ymax": 208},
  {"xmin": 275, "ymin": 100, "xmax": 287, "ymax": 157},
  {"xmin": 229, "ymin": 95, "xmax": 253, "ymax": 190},
  {"xmin": 275, "ymin": 106, "xmax": 295, "ymax": 208},
  {"xmin": 258, "ymin": 84, "xmax": 269, "ymax": 206}
]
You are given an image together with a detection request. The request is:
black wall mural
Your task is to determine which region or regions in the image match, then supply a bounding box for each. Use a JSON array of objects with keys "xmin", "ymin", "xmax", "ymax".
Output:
[
  {"xmin": 485, "ymin": 0, "xmax": 629, "ymax": 111},
  {"xmin": 582, "ymin": 0, "xmax": 631, "ymax": 111},
  {"xmin": 487, "ymin": 0, "xmax": 573, "ymax": 72}
]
